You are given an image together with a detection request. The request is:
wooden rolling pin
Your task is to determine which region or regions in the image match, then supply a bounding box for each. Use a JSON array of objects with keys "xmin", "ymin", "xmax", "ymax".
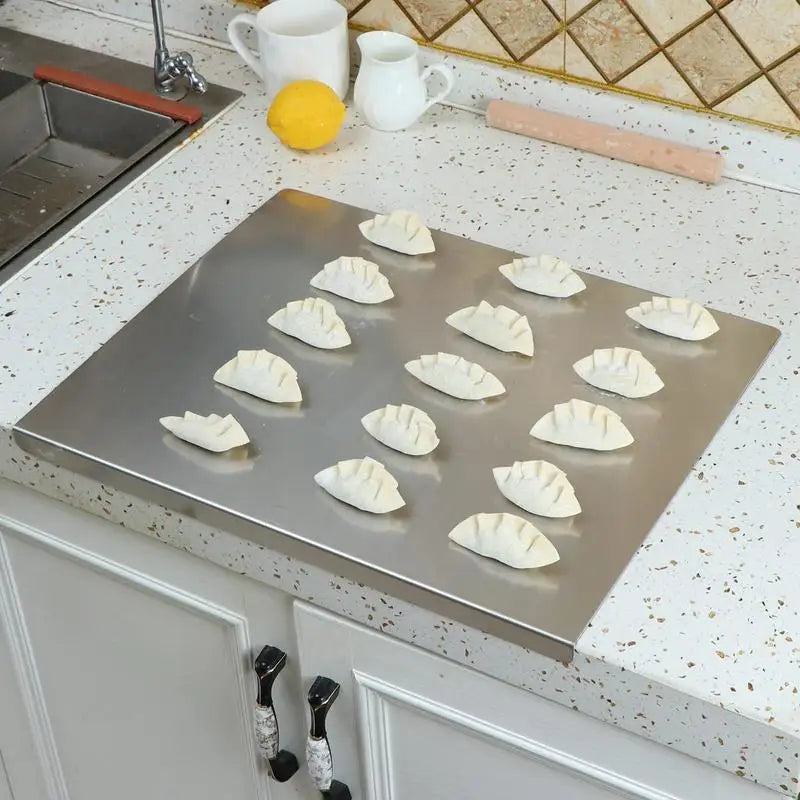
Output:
[{"xmin": 486, "ymin": 99, "xmax": 723, "ymax": 184}]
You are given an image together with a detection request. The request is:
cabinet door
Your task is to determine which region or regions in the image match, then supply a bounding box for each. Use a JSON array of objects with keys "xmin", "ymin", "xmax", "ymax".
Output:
[
  {"xmin": 0, "ymin": 606, "xmax": 47, "ymax": 800},
  {"xmin": 0, "ymin": 483, "xmax": 316, "ymax": 800},
  {"xmin": 293, "ymin": 602, "xmax": 776, "ymax": 800}
]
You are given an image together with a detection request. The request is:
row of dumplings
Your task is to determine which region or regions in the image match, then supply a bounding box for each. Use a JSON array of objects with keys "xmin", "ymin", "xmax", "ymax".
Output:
[{"xmin": 361, "ymin": 209, "xmax": 720, "ymax": 341}]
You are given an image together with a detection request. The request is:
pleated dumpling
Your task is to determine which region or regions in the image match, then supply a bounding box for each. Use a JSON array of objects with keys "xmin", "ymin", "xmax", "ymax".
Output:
[
  {"xmin": 361, "ymin": 403, "xmax": 439, "ymax": 456},
  {"xmin": 213, "ymin": 349, "xmax": 301, "ymax": 403},
  {"xmin": 160, "ymin": 412, "xmax": 249, "ymax": 452},
  {"xmin": 530, "ymin": 398, "xmax": 633, "ymax": 451},
  {"xmin": 573, "ymin": 347, "xmax": 663, "ymax": 399},
  {"xmin": 309, "ymin": 256, "xmax": 394, "ymax": 304},
  {"xmin": 448, "ymin": 513, "xmax": 559, "ymax": 569},
  {"xmin": 405, "ymin": 352, "xmax": 505, "ymax": 400},
  {"xmin": 445, "ymin": 301, "xmax": 534, "ymax": 356},
  {"xmin": 626, "ymin": 296, "xmax": 719, "ymax": 341},
  {"xmin": 359, "ymin": 210, "xmax": 435, "ymax": 255},
  {"xmin": 492, "ymin": 460, "xmax": 580, "ymax": 518},
  {"xmin": 498, "ymin": 254, "xmax": 586, "ymax": 298},
  {"xmin": 314, "ymin": 457, "xmax": 404, "ymax": 513},
  {"xmin": 267, "ymin": 297, "xmax": 350, "ymax": 349}
]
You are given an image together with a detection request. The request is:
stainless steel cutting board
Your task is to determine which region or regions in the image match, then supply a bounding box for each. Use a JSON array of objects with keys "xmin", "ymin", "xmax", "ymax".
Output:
[{"xmin": 14, "ymin": 189, "xmax": 780, "ymax": 661}]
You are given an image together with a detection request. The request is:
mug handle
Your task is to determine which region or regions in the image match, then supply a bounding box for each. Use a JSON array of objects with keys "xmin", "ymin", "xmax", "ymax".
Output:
[
  {"xmin": 227, "ymin": 13, "xmax": 263, "ymax": 79},
  {"xmin": 421, "ymin": 63, "xmax": 454, "ymax": 111}
]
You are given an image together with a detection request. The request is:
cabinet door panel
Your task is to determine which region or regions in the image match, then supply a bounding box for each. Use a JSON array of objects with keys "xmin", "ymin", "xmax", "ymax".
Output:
[
  {"xmin": 0, "ymin": 561, "xmax": 54, "ymax": 800},
  {"xmin": 293, "ymin": 601, "xmax": 777, "ymax": 800},
  {"xmin": 0, "ymin": 483, "xmax": 313, "ymax": 800},
  {"xmin": 4, "ymin": 533, "xmax": 252, "ymax": 800},
  {"xmin": 384, "ymin": 697, "xmax": 624, "ymax": 800}
]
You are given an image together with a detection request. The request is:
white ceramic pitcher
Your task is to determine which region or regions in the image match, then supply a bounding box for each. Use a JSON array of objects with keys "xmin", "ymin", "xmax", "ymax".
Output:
[{"xmin": 354, "ymin": 32, "xmax": 454, "ymax": 131}]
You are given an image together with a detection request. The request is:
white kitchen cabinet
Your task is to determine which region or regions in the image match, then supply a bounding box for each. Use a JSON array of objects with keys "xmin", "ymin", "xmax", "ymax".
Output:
[
  {"xmin": 0, "ymin": 479, "xmax": 780, "ymax": 800},
  {"xmin": 293, "ymin": 602, "xmax": 777, "ymax": 800},
  {"xmin": 0, "ymin": 481, "xmax": 317, "ymax": 800}
]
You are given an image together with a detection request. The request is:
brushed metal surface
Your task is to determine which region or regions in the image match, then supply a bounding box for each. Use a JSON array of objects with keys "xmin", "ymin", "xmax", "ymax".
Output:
[{"xmin": 14, "ymin": 189, "xmax": 780, "ymax": 661}]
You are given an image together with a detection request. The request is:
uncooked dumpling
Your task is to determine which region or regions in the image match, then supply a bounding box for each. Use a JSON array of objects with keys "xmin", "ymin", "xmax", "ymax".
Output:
[
  {"xmin": 498, "ymin": 254, "xmax": 586, "ymax": 298},
  {"xmin": 448, "ymin": 512, "xmax": 559, "ymax": 569},
  {"xmin": 358, "ymin": 210, "xmax": 435, "ymax": 255},
  {"xmin": 314, "ymin": 457, "xmax": 404, "ymax": 513},
  {"xmin": 267, "ymin": 297, "xmax": 350, "ymax": 349},
  {"xmin": 573, "ymin": 347, "xmax": 663, "ymax": 399},
  {"xmin": 492, "ymin": 460, "xmax": 580, "ymax": 518},
  {"xmin": 160, "ymin": 412, "xmax": 249, "ymax": 452},
  {"xmin": 625, "ymin": 296, "xmax": 718, "ymax": 341},
  {"xmin": 214, "ymin": 349, "xmax": 301, "ymax": 403},
  {"xmin": 361, "ymin": 403, "xmax": 439, "ymax": 456},
  {"xmin": 530, "ymin": 398, "xmax": 633, "ymax": 451},
  {"xmin": 405, "ymin": 352, "xmax": 505, "ymax": 400},
  {"xmin": 310, "ymin": 256, "xmax": 394, "ymax": 304},
  {"xmin": 446, "ymin": 300, "xmax": 534, "ymax": 356}
]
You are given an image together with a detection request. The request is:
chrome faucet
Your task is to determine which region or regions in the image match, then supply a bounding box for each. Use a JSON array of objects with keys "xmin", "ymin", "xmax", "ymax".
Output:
[{"xmin": 150, "ymin": 0, "xmax": 208, "ymax": 95}]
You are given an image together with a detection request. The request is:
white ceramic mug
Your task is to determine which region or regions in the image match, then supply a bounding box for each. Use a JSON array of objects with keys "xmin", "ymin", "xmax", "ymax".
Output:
[{"xmin": 227, "ymin": 0, "xmax": 349, "ymax": 101}]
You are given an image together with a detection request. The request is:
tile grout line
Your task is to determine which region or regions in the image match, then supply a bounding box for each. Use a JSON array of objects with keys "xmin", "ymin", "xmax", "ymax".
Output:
[
  {"xmin": 563, "ymin": 25, "xmax": 612, "ymax": 83},
  {"xmin": 382, "ymin": 0, "xmax": 430, "ymax": 41},
  {"xmin": 510, "ymin": 0, "xmax": 564, "ymax": 66},
  {"xmin": 421, "ymin": 2, "xmax": 475, "ymax": 43},
  {"xmin": 708, "ymin": 6, "xmax": 799, "ymax": 119},
  {"xmin": 564, "ymin": 0, "xmax": 603, "ymax": 25},
  {"xmin": 470, "ymin": 2, "xmax": 521, "ymax": 62},
  {"xmin": 516, "ymin": 26, "xmax": 564, "ymax": 68},
  {"xmin": 611, "ymin": 3, "xmax": 710, "ymax": 107}
]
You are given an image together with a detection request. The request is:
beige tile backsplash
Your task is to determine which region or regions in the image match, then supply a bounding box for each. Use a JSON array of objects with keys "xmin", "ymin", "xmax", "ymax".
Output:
[{"xmin": 248, "ymin": 0, "xmax": 800, "ymax": 131}]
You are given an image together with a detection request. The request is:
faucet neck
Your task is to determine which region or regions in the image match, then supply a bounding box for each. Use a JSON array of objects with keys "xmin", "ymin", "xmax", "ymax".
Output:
[{"xmin": 151, "ymin": 0, "xmax": 168, "ymax": 54}]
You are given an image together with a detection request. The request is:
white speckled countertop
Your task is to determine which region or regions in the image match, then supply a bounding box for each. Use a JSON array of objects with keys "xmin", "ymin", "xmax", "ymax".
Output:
[{"xmin": 1, "ymin": 1, "xmax": 798, "ymax": 794}]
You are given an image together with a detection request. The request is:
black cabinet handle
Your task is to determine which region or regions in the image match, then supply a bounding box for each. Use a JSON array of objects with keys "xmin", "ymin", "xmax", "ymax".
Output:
[
  {"xmin": 254, "ymin": 646, "xmax": 299, "ymax": 782},
  {"xmin": 306, "ymin": 676, "xmax": 351, "ymax": 800}
]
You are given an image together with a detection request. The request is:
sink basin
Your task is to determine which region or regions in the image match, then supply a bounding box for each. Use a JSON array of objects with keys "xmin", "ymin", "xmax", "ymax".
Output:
[
  {"xmin": 0, "ymin": 78, "xmax": 181, "ymax": 268},
  {"xmin": 0, "ymin": 28, "xmax": 241, "ymax": 282},
  {"xmin": 0, "ymin": 69, "xmax": 28, "ymax": 100}
]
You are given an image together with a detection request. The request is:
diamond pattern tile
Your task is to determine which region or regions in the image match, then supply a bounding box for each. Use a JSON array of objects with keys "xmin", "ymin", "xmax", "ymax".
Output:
[
  {"xmin": 568, "ymin": 0, "xmax": 657, "ymax": 80},
  {"xmin": 340, "ymin": 0, "xmax": 800, "ymax": 131},
  {"xmin": 618, "ymin": 52, "xmax": 699, "ymax": 103},
  {"xmin": 721, "ymin": 0, "xmax": 800, "ymax": 67},
  {"xmin": 436, "ymin": 9, "xmax": 508, "ymax": 58},
  {"xmin": 626, "ymin": 0, "xmax": 710, "ymax": 44},
  {"xmin": 564, "ymin": 34, "xmax": 603, "ymax": 80},
  {"xmin": 396, "ymin": 0, "xmax": 468, "ymax": 38},
  {"xmin": 478, "ymin": 0, "xmax": 560, "ymax": 60},
  {"xmin": 565, "ymin": 0, "xmax": 595, "ymax": 20},
  {"xmin": 352, "ymin": 0, "xmax": 420, "ymax": 36},
  {"xmin": 666, "ymin": 13, "xmax": 759, "ymax": 103},
  {"xmin": 523, "ymin": 33, "xmax": 566, "ymax": 72},
  {"xmin": 770, "ymin": 52, "xmax": 800, "ymax": 114},
  {"xmin": 716, "ymin": 76, "xmax": 800, "ymax": 130}
]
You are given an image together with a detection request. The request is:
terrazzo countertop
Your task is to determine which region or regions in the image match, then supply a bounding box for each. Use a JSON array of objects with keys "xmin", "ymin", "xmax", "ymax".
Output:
[{"xmin": 1, "ymin": 1, "xmax": 798, "ymax": 795}]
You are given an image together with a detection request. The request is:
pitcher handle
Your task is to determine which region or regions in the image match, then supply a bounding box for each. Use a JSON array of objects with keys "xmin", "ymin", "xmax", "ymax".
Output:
[
  {"xmin": 421, "ymin": 63, "xmax": 454, "ymax": 111},
  {"xmin": 227, "ymin": 13, "xmax": 263, "ymax": 79}
]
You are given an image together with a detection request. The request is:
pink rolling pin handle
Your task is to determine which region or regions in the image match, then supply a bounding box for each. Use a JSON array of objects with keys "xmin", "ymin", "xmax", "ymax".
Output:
[{"xmin": 485, "ymin": 99, "xmax": 723, "ymax": 185}]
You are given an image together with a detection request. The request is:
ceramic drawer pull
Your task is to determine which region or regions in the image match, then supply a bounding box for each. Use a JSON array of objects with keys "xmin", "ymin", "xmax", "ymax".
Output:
[
  {"xmin": 254, "ymin": 646, "xmax": 299, "ymax": 782},
  {"xmin": 306, "ymin": 676, "xmax": 351, "ymax": 799}
]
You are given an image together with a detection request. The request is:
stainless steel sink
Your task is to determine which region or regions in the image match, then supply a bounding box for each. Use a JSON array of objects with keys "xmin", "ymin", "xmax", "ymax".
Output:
[
  {"xmin": 0, "ymin": 78, "xmax": 181, "ymax": 268},
  {"xmin": 0, "ymin": 69, "xmax": 28, "ymax": 101},
  {"xmin": 0, "ymin": 28, "xmax": 241, "ymax": 282}
]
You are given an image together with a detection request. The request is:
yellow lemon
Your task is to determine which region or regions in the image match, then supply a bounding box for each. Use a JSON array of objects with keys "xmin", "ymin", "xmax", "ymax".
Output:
[{"xmin": 267, "ymin": 80, "xmax": 346, "ymax": 151}]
